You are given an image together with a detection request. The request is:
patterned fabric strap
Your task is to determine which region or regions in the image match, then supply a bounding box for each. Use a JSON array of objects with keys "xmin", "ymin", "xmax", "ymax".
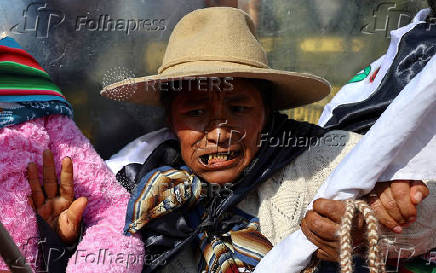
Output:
[
  {"xmin": 198, "ymin": 211, "xmax": 273, "ymax": 273},
  {"xmin": 124, "ymin": 166, "xmax": 273, "ymax": 273},
  {"xmin": 124, "ymin": 166, "xmax": 203, "ymax": 234},
  {"xmin": 0, "ymin": 101, "xmax": 72, "ymax": 129}
]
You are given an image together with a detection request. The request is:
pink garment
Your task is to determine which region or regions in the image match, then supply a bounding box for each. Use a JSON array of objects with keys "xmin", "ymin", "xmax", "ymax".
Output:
[{"xmin": 0, "ymin": 114, "xmax": 144, "ymax": 272}]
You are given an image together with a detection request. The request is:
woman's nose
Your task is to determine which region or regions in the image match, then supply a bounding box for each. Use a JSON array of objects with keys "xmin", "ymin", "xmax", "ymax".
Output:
[{"xmin": 205, "ymin": 119, "xmax": 232, "ymax": 148}]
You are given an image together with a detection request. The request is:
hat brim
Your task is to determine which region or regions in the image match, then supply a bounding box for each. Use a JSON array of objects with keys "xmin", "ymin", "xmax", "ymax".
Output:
[{"xmin": 100, "ymin": 60, "xmax": 331, "ymax": 110}]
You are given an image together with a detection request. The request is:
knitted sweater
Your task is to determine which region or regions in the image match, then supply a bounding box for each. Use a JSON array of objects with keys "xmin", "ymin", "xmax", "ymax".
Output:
[
  {"xmin": 161, "ymin": 130, "xmax": 436, "ymax": 272},
  {"xmin": 0, "ymin": 115, "xmax": 144, "ymax": 273}
]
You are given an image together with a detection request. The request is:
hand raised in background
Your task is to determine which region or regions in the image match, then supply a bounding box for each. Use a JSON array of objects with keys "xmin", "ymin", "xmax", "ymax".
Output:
[{"xmin": 27, "ymin": 150, "xmax": 87, "ymax": 244}]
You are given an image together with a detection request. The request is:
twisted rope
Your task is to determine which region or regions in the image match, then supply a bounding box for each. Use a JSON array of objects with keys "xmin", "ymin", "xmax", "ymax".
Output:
[
  {"xmin": 301, "ymin": 200, "xmax": 386, "ymax": 273},
  {"xmin": 338, "ymin": 200, "xmax": 386, "ymax": 273},
  {"xmin": 354, "ymin": 200, "xmax": 386, "ymax": 273},
  {"xmin": 339, "ymin": 200, "xmax": 355, "ymax": 273}
]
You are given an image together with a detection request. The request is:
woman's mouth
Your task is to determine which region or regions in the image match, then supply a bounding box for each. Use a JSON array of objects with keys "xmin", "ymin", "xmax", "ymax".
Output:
[{"xmin": 199, "ymin": 150, "xmax": 241, "ymax": 168}]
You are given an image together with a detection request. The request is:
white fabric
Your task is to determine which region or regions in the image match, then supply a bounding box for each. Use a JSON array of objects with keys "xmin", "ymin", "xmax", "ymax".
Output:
[
  {"xmin": 105, "ymin": 127, "xmax": 176, "ymax": 174},
  {"xmin": 158, "ymin": 128, "xmax": 436, "ymax": 272},
  {"xmin": 255, "ymin": 15, "xmax": 436, "ymax": 273},
  {"xmin": 318, "ymin": 9, "xmax": 432, "ymax": 127}
]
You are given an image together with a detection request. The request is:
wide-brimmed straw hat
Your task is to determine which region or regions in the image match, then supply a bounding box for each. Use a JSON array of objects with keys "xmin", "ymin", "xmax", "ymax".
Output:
[{"xmin": 101, "ymin": 7, "xmax": 330, "ymax": 109}]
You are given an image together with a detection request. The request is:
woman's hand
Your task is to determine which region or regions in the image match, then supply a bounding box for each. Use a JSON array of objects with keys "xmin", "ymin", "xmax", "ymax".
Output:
[
  {"xmin": 300, "ymin": 180, "xmax": 429, "ymax": 261},
  {"xmin": 301, "ymin": 199, "xmax": 357, "ymax": 261},
  {"xmin": 27, "ymin": 149, "xmax": 87, "ymax": 244},
  {"xmin": 365, "ymin": 180, "xmax": 429, "ymax": 233}
]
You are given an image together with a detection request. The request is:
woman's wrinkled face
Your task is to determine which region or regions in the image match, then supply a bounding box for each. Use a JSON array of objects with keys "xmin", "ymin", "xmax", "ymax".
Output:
[{"xmin": 170, "ymin": 78, "xmax": 266, "ymax": 184}]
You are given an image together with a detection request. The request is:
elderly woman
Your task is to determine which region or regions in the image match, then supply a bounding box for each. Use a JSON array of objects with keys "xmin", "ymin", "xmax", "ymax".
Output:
[{"xmin": 32, "ymin": 7, "xmax": 433, "ymax": 273}]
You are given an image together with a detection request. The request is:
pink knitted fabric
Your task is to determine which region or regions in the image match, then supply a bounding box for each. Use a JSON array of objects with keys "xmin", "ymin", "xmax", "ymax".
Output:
[{"xmin": 0, "ymin": 115, "xmax": 144, "ymax": 273}]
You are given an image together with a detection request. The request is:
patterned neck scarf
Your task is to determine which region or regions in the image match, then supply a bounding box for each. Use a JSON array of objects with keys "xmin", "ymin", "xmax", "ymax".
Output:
[
  {"xmin": 119, "ymin": 113, "xmax": 327, "ymax": 273},
  {"xmin": 124, "ymin": 165, "xmax": 273, "ymax": 272},
  {"xmin": 0, "ymin": 37, "xmax": 72, "ymax": 128}
]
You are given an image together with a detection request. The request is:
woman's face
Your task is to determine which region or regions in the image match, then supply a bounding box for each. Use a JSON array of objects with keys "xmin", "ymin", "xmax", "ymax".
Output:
[{"xmin": 170, "ymin": 78, "xmax": 266, "ymax": 184}]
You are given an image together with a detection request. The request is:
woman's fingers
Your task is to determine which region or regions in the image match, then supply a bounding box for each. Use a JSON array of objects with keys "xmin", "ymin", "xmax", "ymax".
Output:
[
  {"xmin": 409, "ymin": 180, "xmax": 429, "ymax": 205},
  {"xmin": 37, "ymin": 199, "xmax": 54, "ymax": 220},
  {"xmin": 43, "ymin": 149, "xmax": 58, "ymax": 199},
  {"xmin": 60, "ymin": 157, "xmax": 74, "ymax": 202},
  {"xmin": 390, "ymin": 180, "xmax": 416, "ymax": 223},
  {"xmin": 368, "ymin": 180, "xmax": 425, "ymax": 232},
  {"xmin": 27, "ymin": 151, "xmax": 83, "ymax": 243},
  {"xmin": 58, "ymin": 197, "xmax": 87, "ymax": 243},
  {"xmin": 368, "ymin": 194, "xmax": 402, "ymax": 233},
  {"xmin": 303, "ymin": 210, "xmax": 339, "ymax": 242},
  {"xmin": 301, "ymin": 213, "xmax": 339, "ymax": 262},
  {"xmin": 316, "ymin": 248, "xmax": 338, "ymax": 262},
  {"xmin": 26, "ymin": 162, "xmax": 45, "ymax": 208},
  {"xmin": 313, "ymin": 198, "xmax": 345, "ymax": 224},
  {"xmin": 66, "ymin": 197, "xmax": 87, "ymax": 225},
  {"xmin": 378, "ymin": 185, "xmax": 406, "ymax": 226}
]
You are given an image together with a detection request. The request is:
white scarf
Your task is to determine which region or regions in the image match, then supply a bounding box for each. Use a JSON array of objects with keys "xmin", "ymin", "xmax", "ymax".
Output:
[{"xmin": 255, "ymin": 9, "xmax": 436, "ymax": 273}]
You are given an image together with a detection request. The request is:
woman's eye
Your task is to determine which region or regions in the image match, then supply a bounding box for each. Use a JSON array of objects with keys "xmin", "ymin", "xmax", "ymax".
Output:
[
  {"xmin": 186, "ymin": 109, "xmax": 205, "ymax": 117},
  {"xmin": 231, "ymin": 106, "xmax": 249, "ymax": 113}
]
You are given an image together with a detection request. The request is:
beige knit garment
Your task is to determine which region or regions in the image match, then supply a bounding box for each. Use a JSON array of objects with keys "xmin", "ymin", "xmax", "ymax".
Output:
[
  {"xmin": 252, "ymin": 130, "xmax": 362, "ymax": 245},
  {"xmin": 251, "ymin": 130, "xmax": 436, "ymax": 255},
  {"xmin": 161, "ymin": 130, "xmax": 436, "ymax": 272}
]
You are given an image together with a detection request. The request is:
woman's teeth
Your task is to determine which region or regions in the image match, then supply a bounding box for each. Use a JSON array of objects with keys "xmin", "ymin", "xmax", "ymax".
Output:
[
  {"xmin": 202, "ymin": 151, "xmax": 239, "ymax": 165},
  {"xmin": 209, "ymin": 153, "xmax": 229, "ymax": 161}
]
